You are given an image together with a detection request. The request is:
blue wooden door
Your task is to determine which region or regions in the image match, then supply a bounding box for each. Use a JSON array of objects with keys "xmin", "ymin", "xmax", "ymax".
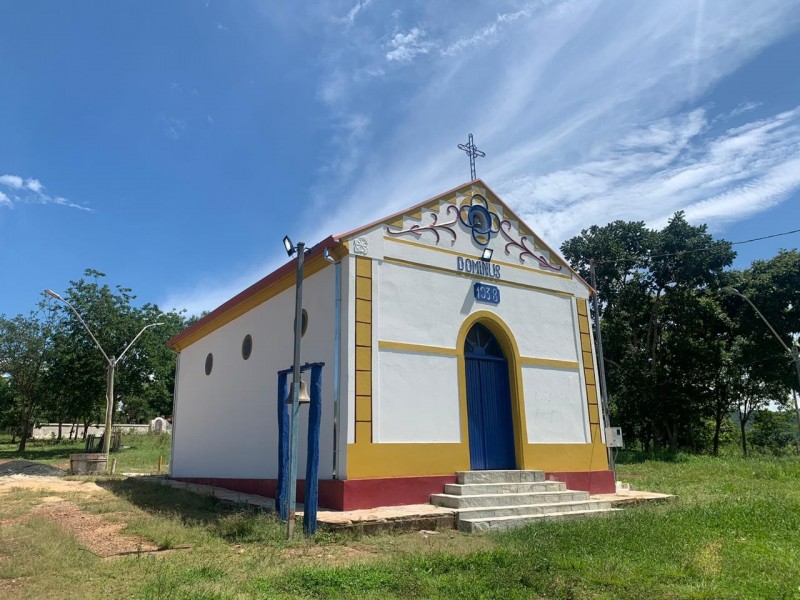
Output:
[{"xmin": 464, "ymin": 324, "xmax": 516, "ymax": 470}]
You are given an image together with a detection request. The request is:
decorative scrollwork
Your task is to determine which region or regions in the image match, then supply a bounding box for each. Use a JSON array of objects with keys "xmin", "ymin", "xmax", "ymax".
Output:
[
  {"xmin": 458, "ymin": 193, "xmax": 501, "ymax": 246},
  {"xmin": 385, "ymin": 205, "xmax": 459, "ymax": 244},
  {"xmin": 499, "ymin": 221, "xmax": 563, "ymax": 271}
]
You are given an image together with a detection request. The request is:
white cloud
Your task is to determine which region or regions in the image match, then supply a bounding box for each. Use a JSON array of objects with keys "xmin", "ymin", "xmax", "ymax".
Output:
[
  {"xmin": 495, "ymin": 106, "xmax": 800, "ymax": 242},
  {"xmin": 385, "ymin": 27, "xmax": 434, "ymax": 62},
  {"xmin": 302, "ymin": 0, "xmax": 800, "ymax": 247},
  {"xmin": 25, "ymin": 178, "xmax": 43, "ymax": 193},
  {"xmin": 442, "ymin": 7, "xmax": 531, "ymax": 56},
  {"xmin": 0, "ymin": 174, "xmax": 23, "ymax": 189},
  {"xmin": 337, "ymin": 0, "xmax": 372, "ymax": 25},
  {"xmin": 0, "ymin": 172, "xmax": 90, "ymax": 211}
]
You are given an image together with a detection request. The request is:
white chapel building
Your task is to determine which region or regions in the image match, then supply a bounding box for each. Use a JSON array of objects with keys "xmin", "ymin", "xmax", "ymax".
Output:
[{"xmin": 167, "ymin": 180, "xmax": 613, "ymax": 510}]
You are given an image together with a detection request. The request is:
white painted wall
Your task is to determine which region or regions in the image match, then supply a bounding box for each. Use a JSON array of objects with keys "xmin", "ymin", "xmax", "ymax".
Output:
[
  {"xmin": 376, "ymin": 350, "xmax": 461, "ymax": 443},
  {"xmin": 172, "ymin": 265, "xmax": 337, "ymax": 480},
  {"xmin": 522, "ymin": 366, "xmax": 590, "ymax": 443},
  {"xmin": 377, "ymin": 260, "xmax": 580, "ymax": 362}
]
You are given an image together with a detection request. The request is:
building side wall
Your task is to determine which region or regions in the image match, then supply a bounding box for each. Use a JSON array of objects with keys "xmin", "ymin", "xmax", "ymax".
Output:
[{"xmin": 171, "ymin": 265, "xmax": 336, "ymax": 480}]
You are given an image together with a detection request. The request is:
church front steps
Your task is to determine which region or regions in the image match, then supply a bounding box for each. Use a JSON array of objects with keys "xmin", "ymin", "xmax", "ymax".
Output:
[
  {"xmin": 460, "ymin": 508, "xmax": 621, "ymax": 533},
  {"xmin": 432, "ymin": 470, "xmax": 619, "ymax": 532},
  {"xmin": 456, "ymin": 470, "xmax": 545, "ymax": 484}
]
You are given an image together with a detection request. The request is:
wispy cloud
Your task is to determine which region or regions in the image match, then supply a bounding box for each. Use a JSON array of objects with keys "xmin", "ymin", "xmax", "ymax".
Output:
[
  {"xmin": 336, "ymin": 0, "xmax": 373, "ymax": 26},
  {"xmin": 442, "ymin": 7, "xmax": 531, "ymax": 56},
  {"xmin": 498, "ymin": 106, "xmax": 800, "ymax": 242},
  {"xmin": 159, "ymin": 114, "xmax": 187, "ymax": 140},
  {"xmin": 168, "ymin": 0, "xmax": 800, "ymax": 315},
  {"xmin": 0, "ymin": 173, "xmax": 91, "ymax": 211}
]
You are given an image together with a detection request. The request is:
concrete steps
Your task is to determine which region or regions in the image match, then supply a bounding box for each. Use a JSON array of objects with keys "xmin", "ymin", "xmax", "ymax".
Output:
[{"xmin": 431, "ymin": 470, "xmax": 619, "ymax": 532}]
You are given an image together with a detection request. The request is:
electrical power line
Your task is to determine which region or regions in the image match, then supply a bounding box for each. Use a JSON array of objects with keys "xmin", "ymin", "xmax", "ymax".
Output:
[{"xmin": 593, "ymin": 228, "xmax": 800, "ymax": 265}]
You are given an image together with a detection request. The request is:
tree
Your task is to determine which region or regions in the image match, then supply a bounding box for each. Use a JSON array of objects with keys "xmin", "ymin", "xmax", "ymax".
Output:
[
  {"xmin": 561, "ymin": 213, "xmax": 735, "ymax": 452},
  {"xmin": 0, "ymin": 306, "xmax": 55, "ymax": 451}
]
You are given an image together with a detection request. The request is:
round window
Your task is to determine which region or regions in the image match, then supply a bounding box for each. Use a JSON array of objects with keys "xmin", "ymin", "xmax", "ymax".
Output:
[
  {"xmin": 204, "ymin": 353, "xmax": 213, "ymax": 375},
  {"xmin": 294, "ymin": 309, "xmax": 309, "ymax": 338},
  {"xmin": 242, "ymin": 334, "xmax": 253, "ymax": 360}
]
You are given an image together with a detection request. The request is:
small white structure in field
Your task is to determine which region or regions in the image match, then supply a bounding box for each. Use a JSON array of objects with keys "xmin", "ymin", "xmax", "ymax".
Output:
[
  {"xmin": 150, "ymin": 416, "xmax": 171, "ymax": 434},
  {"xmin": 167, "ymin": 180, "xmax": 612, "ymax": 510}
]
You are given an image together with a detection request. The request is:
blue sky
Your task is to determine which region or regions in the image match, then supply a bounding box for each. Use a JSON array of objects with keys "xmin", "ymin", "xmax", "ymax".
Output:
[{"xmin": 2, "ymin": 0, "xmax": 799, "ymax": 318}]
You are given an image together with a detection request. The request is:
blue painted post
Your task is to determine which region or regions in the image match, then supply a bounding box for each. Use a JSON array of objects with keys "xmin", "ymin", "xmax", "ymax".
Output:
[
  {"xmin": 303, "ymin": 364, "xmax": 323, "ymax": 535},
  {"xmin": 276, "ymin": 370, "xmax": 290, "ymax": 520}
]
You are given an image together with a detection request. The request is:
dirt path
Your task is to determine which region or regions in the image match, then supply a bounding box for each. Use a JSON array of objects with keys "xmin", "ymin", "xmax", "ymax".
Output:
[{"xmin": 0, "ymin": 475, "xmax": 159, "ymax": 557}]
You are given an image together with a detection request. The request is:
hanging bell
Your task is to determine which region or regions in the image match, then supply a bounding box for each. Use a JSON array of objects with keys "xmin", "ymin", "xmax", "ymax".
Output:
[{"xmin": 284, "ymin": 379, "xmax": 311, "ymax": 405}]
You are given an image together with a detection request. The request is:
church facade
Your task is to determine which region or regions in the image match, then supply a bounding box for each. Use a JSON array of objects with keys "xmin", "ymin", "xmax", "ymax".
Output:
[{"xmin": 167, "ymin": 180, "xmax": 614, "ymax": 510}]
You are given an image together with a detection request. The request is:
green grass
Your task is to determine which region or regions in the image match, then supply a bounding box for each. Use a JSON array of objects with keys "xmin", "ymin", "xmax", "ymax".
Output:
[
  {"xmin": 1, "ymin": 453, "xmax": 799, "ymax": 599},
  {"xmin": 0, "ymin": 432, "xmax": 172, "ymax": 473}
]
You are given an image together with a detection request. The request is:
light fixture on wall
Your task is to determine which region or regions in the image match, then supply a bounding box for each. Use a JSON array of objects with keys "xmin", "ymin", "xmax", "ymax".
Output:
[{"xmin": 481, "ymin": 248, "xmax": 493, "ymax": 262}]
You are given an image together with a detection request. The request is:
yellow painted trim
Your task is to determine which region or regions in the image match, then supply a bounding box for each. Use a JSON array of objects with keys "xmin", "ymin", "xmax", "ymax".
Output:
[
  {"xmin": 456, "ymin": 310, "xmax": 530, "ymax": 470},
  {"xmin": 384, "ymin": 235, "xmax": 574, "ymax": 281},
  {"xmin": 355, "ymin": 422, "xmax": 372, "ymax": 445},
  {"xmin": 346, "ymin": 441, "xmax": 611, "ymax": 478},
  {"xmin": 172, "ymin": 255, "xmax": 331, "ymax": 351},
  {"xmin": 382, "ymin": 256, "xmax": 574, "ymax": 298},
  {"xmin": 356, "ymin": 278, "xmax": 372, "ymax": 300},
  {"xmin": 353, "ymin": 257, "xmax": 373, "ymax": 445},
  {"xmin": 356, "ymin": 257, "xmax": 372, "ymax": 278},
  {"xmin": 519, "ymin": 357, "xmax": 580, "ymax": 370},
  {"xmin": 347, "ymin": 442, "xmax": 469, "ymax": 478},
  {"xmin": 520, "ymin": 440, "xmax": 610, "ymax": 472},
  {"xmin": 355, "ymin": 395, "xmax": 372, "ymax": 421},
  {"xmin": 575, "ymin": 301, "xmax": 610, "ymax": 471},
  {"xmin": 377, "ymin": 340, "xmax": 458, "ymax": 357},
  {"xmin": 355, "ymin": 299, "xmax": 372, "ymax": 322},
  {"xmin": 355, "ymin": 323, "xmax": 371, "ymax": 346}
]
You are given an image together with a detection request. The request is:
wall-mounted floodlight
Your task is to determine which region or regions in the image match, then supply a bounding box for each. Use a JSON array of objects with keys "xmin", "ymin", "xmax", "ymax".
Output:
[
  {"xmin": 283, "ymin": 236, "xmax": 295, "ymax": 257},
  {"xmin": 481, "ymin": 248, "xmax": 494, "ymax": 262}
]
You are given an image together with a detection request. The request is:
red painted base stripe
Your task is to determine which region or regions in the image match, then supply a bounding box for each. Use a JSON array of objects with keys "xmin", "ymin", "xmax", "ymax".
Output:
[
  {"xmin": 174, "ymin": 470, "xmax": 615, "ymax": 510},
  {"xmin": 544, "ymin": 470, "xmax": 615, "ymax": 494}
]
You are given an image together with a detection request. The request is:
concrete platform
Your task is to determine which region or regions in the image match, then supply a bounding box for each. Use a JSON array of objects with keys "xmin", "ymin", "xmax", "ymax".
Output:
[
  {"xmin": 133, "ymin": 476, "xmax": 671, "ymax": 532},
  {"xmin": 590, "ymin": 489, "xmax": 675, "ymax": 506}
]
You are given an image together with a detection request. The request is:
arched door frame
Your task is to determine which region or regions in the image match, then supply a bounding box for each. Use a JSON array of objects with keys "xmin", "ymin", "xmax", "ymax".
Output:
[{"xmin": 456, "ymin": 310, "xmax": 529, "ymax": 470}]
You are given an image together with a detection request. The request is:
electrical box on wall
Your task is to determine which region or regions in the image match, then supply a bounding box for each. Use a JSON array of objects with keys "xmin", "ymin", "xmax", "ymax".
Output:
[{"xmin": 606, "ymin": 427, "xmax": 624, "ymax": 448}]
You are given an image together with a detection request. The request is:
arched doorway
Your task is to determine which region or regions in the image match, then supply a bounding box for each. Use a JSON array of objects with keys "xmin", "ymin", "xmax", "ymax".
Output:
[{"xmin": 464, "ymin": 323, "xmax": 516, "ymax": 470}]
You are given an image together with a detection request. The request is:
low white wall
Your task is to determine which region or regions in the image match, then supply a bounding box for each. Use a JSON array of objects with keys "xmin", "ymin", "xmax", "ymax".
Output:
[{"xmin": 31, "ymin": 424, "xmax": 154, "ymax": 439}]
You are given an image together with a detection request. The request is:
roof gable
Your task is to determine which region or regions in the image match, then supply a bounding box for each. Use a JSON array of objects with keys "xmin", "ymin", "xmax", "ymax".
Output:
[{"xmin": 339, "ymin": 179, "xmax": 588, "ymax": 287}]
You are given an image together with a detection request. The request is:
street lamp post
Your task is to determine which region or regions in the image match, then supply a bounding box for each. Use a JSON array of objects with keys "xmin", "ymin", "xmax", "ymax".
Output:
[
  {"xmin": 44, "ymin": 289, "xmax": 163, "ymax": 463},
  {"xmin": 282, "ymin": 236, "xmax": 306, "ymax": 540},
  {"xmin": 723, "ymin": 287, "xmax": 800, "ymax": 443}
]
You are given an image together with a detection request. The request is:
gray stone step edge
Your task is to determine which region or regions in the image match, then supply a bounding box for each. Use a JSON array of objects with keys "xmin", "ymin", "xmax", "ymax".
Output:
[
  {"xmin": 455, "ymin": 499, "xmax": 613, "ymax": 520},
  {"xmin": 457, "ymin": 470, "xmax": 546, "ymax": 484},
  {"xmin": 459, "ymin": 508, "xmax": 622, "ymax": 533},
  {"xmin": 444, "ymin": 481, "xmax": 566, "ymax": 495},
  {"xmin": 431, "ymin": 490, "xmax": 590, "ymax": 509}
]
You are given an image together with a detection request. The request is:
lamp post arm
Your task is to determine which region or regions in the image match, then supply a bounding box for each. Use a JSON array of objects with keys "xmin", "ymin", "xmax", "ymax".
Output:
[
  {"xmin": 725, "ymin": 288, "xmax": 791, "ymax": 354},
  {"xmin": 116, "ymin": 322, "xmax": 164, "ymax": 364},
  {"xmin": 46, "ymin": 291, "xmax": 111, "ymax": 365}
]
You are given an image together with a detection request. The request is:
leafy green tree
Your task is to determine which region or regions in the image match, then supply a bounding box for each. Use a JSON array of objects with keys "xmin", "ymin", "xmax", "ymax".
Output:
[
  {"xmin": 0, "ymin": 306, "xmax": 55, "ymax": 451},
  {"xmin": 562, "ymin": 213, "xmax": 735, "ymax": 452}
]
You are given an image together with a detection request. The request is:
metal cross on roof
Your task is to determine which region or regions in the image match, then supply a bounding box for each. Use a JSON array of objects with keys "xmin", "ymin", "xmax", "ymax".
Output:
[{"xmin": 457, "ymin": 133, "xmax": 485, "ymax": 181}]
